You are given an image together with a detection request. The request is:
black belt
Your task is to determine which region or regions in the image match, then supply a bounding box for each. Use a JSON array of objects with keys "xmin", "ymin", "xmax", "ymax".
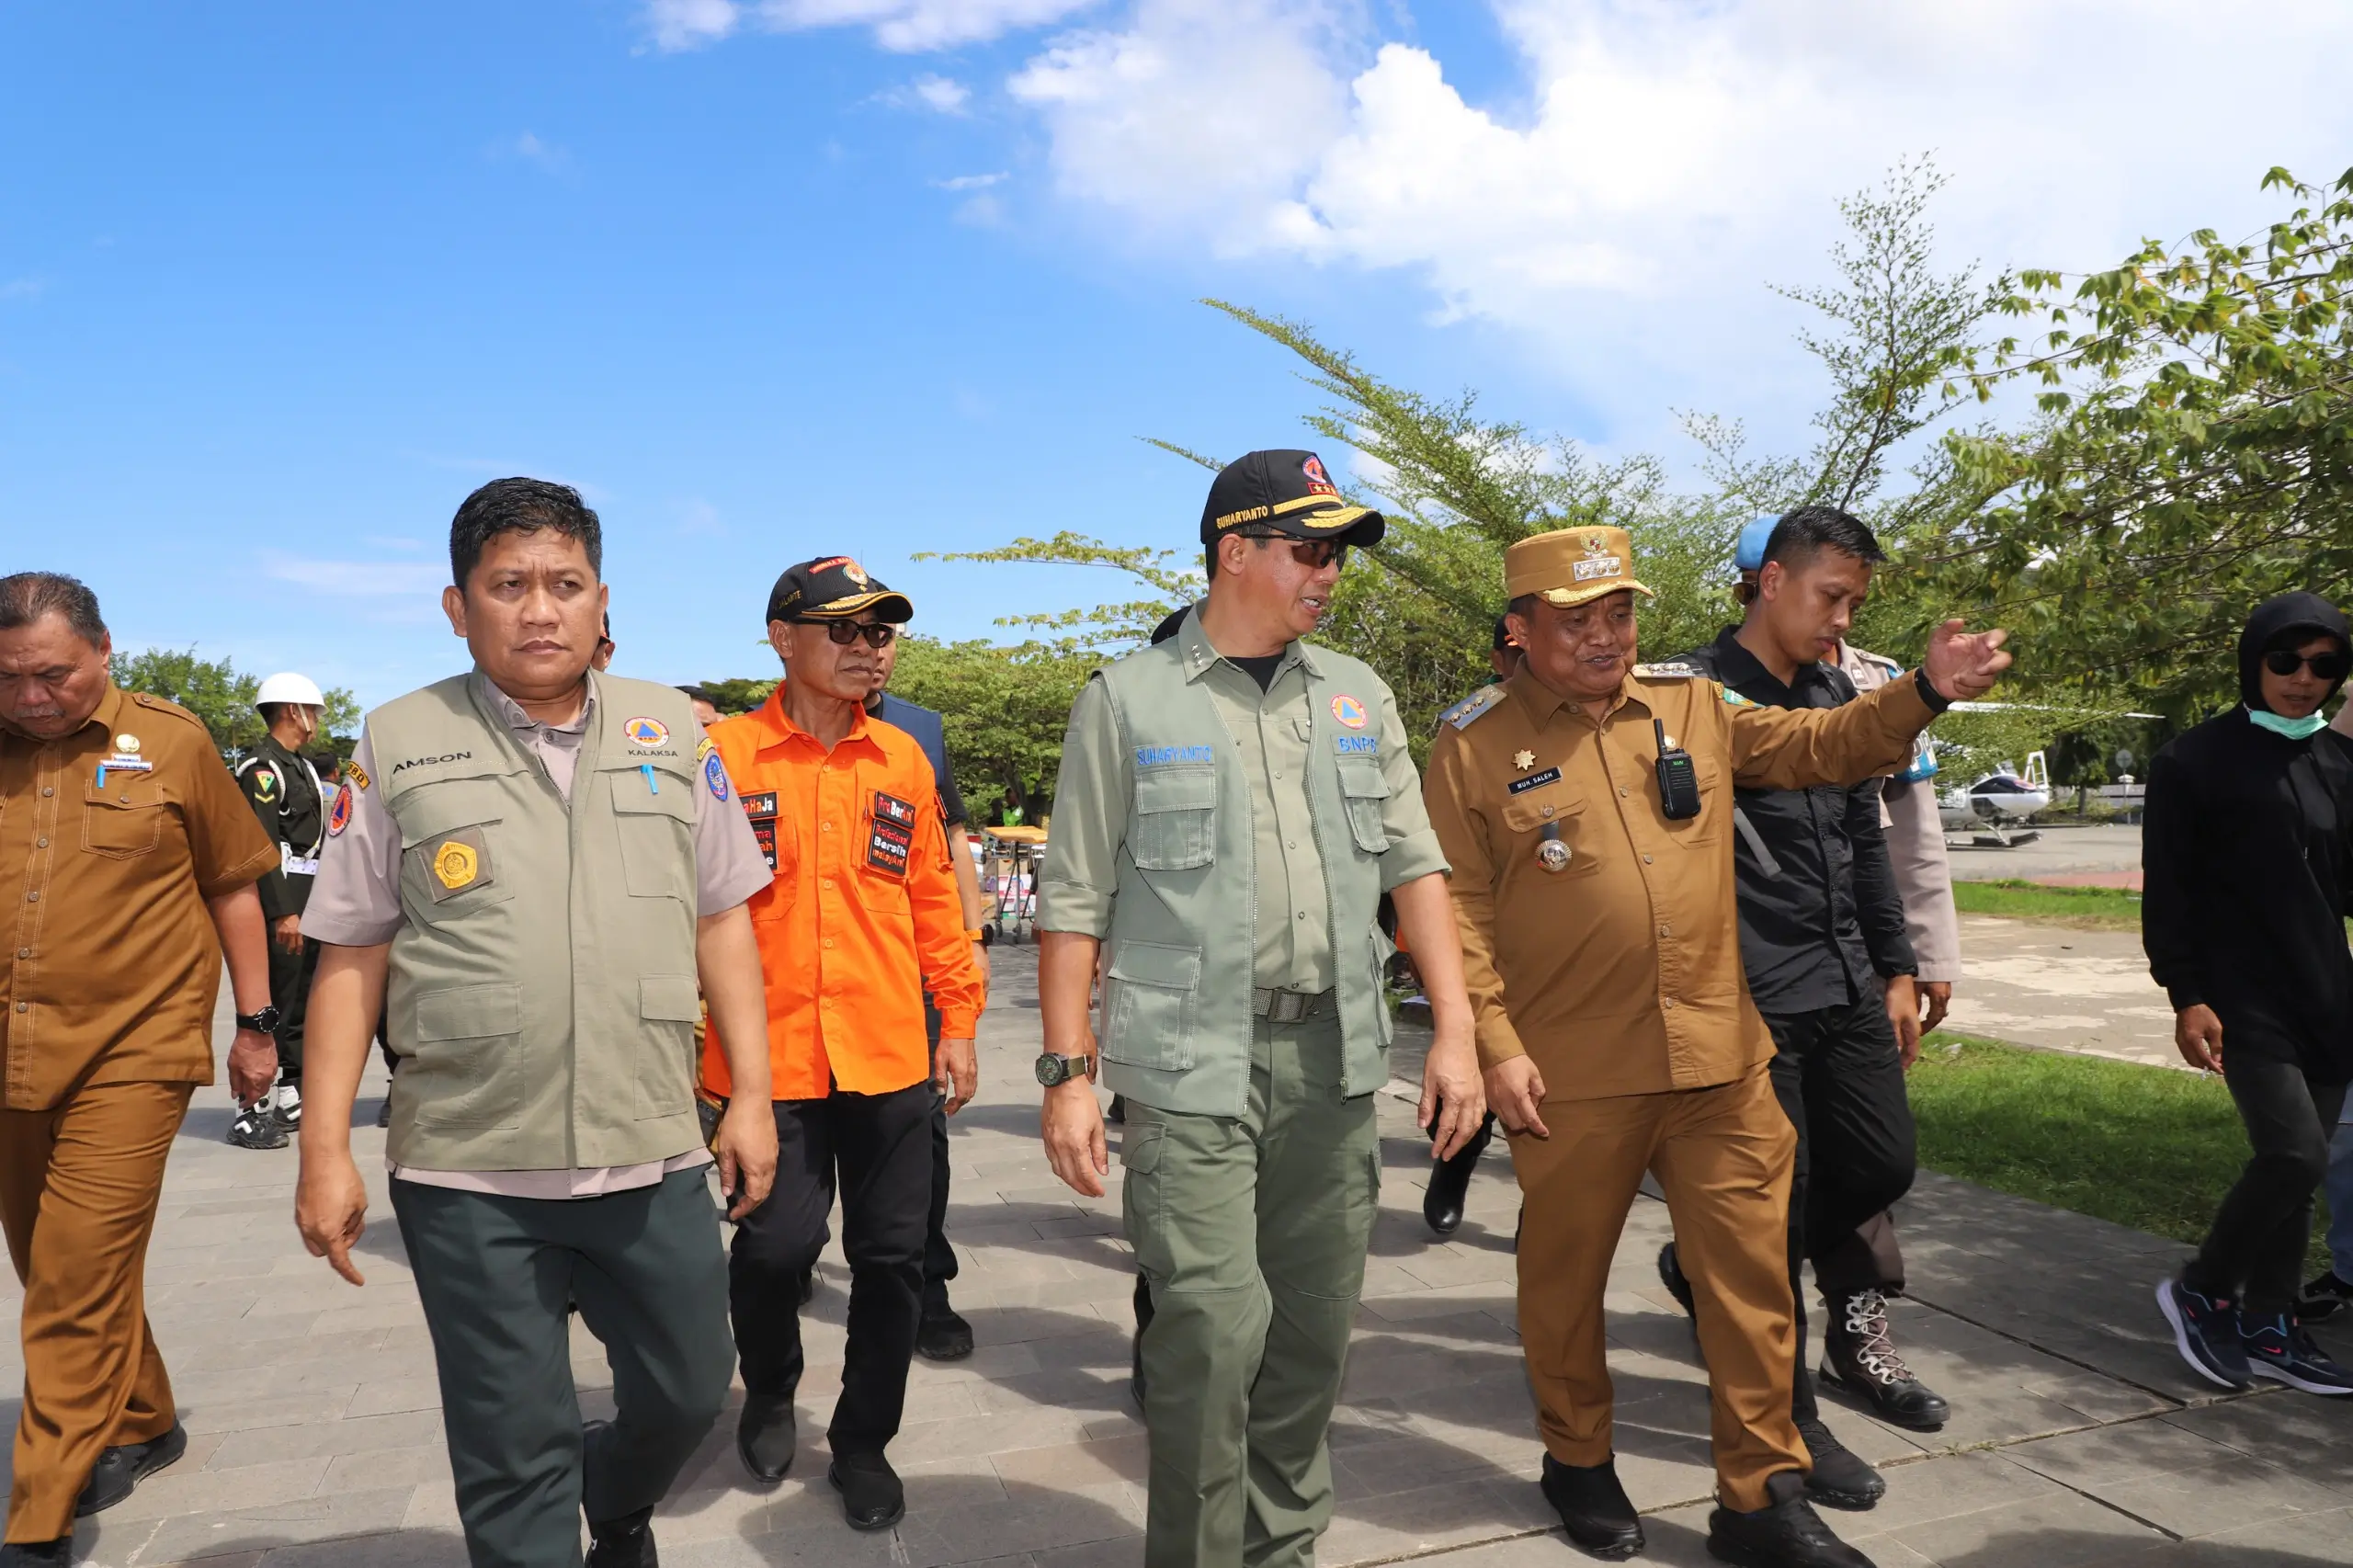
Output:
[{"xmin": 1252, "ymin": 988, "xmax": 1338, "ymax": 1024}]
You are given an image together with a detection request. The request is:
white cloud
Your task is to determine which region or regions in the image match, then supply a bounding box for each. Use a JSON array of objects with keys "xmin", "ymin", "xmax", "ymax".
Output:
[
  {"xmin": 0, "ymin": 277, "xmax": 43, "ymax": 301},
  {"xmin": 646, "ymin": 0, "xmax": 1098, "ymax": 52},
  {"xmin": 263, "ymin": 556, "xmax": 449, "ymax": 597},
  {"xmin": 913, "ymin": 73, "xmax": 971, "ymax": 112},
  {"xmin": 933, "ymin": 171, "xmax": 1006, "ymax": 190}
]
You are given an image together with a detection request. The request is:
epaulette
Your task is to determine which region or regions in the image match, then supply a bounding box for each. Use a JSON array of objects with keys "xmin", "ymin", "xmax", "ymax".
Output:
[
  {"xmin": 129, "ymin": 691, "xmax": 210, "ymax": 732},
  {"xmin": 1438, "ymin": 685, "xmax": 1506, "ymax": 731},
  {"xmin": 1631, "ymin": 662, "xmax": 1702, "ymax": 680}
]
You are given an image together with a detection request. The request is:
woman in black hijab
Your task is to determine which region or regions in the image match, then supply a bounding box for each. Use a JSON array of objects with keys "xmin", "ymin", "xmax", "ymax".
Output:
[{"xmin": 2145, "ymin": 591, "xmax": 2353, "ymax": 1397}]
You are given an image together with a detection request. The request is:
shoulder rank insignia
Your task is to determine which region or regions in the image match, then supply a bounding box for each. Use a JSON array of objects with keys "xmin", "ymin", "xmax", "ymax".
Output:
[
  {"xmin": 1632, "ymin": 662, "xmax": 1701, "ymax": 680},
  {"xmin": 1438, "ymin": 685, "xmax": 1505, "ymax": 731},
  {"xmin": 1722, "ymin": 687, "xmax": 1757, "ymax": 707}
]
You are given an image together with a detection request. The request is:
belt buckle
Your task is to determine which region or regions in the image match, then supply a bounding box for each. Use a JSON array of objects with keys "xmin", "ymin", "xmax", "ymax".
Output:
[{"xmin": 1269, "ymin": 990, "xmax": 1307, "ymax": 1024}]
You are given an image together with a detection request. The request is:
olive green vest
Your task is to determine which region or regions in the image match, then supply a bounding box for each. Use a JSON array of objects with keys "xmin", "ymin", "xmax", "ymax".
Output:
[
  {"xmin": 1091, "ymin": 611, "xmax": 1394, "ymax": 1117},
  {"xmin": 369, "ymin": 672, "xmax": 703, "ymax": 1169}
]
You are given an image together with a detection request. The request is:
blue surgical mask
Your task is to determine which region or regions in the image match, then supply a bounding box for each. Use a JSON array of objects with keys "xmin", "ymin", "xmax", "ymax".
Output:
[{"xmin": 2247, "ymin": 704, "xmax": 2329, "ymax": 740}]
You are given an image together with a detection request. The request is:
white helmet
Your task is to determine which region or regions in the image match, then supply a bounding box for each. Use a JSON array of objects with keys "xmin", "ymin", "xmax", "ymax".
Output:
[{"xmin": 256, "ymin": 672, "xmax": 326, "ymax": 710}]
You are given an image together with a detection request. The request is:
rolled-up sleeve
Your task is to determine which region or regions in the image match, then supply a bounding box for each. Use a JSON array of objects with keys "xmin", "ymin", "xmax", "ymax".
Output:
[
  {"xmin": 1036, "ymin": 677, "xmax": 1129, "ymax": 938},
  {"xmin": 1373, "ymin": 681, "xmax": 1448, "ymax": 891}
]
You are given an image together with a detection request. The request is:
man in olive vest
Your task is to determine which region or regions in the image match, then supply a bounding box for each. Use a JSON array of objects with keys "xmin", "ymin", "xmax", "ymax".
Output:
[
  {"xmin": 294, "ymin": 478, "xmax": 780, "ymax": 1568},
  {"xmin": 1037, "ymin": 449, "xmax": 1486, "ymax": 1568}
]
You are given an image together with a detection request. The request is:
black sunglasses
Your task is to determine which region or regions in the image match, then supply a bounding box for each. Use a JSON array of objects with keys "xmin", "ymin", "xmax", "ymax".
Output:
[
  {"xmin": 1238, "ymin": 529, "xmax": 1349, "ymax": 570},
  {"xmin": 796, "ymin": 619, "xmax": 897, "ymax": 648},
  {"xmin": 2263, "ymin": 647, "xmax": 2349, "ymax": 681}
]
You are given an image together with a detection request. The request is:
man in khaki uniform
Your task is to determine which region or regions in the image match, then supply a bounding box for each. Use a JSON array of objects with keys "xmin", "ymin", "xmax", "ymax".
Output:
[{"xmin": 1421, "ymin": 526, "xmax": 2009, "ymax": 1568}]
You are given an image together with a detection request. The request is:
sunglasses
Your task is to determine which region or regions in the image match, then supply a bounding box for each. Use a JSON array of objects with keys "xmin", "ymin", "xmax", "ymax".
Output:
[
  {"xmin": 1239, "ymin": 530, "xmax": 1349, "ymax": 571},
  {"xmin": 2263, "ymin": 647, "xmax": 2349, "ymax": 681},
  {"xmin": 794, "ymin": 619, "xmax": 897, "ymax": 648}
]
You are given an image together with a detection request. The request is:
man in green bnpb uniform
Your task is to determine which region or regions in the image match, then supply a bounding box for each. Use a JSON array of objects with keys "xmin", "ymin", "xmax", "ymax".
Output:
[{"xmin": 1037, "ymin": 449, "xmax": 1485, "ymax": 1567}]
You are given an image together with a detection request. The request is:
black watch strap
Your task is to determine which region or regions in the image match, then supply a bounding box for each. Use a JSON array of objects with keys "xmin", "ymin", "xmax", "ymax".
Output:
[{"xmin": 235, "ymin": 1006, "xmax": 281, "ymax": 1034}]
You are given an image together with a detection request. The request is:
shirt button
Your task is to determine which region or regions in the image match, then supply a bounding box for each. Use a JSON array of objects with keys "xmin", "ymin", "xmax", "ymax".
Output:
[
  {"xmin": 40, "ymin": 788, "xmax": 51, "ymax": 798},
  {"xmin": 1297, "ymin": 911, "xmax": 1307, "ymax": 920},
  {"xmin": 1659, "ymin": 925, "xmax": 1671, "ymax": 937},
  {"xmin": 25, "ymin": 892, "xmax": 37, "ymax": 903},
  {"xmin": 1540, "ymin": 805, "xmax": 1553, "ymax": 818},
  {"xmin": 822, "ymin": 938, "xmax": 835, "ymax": 949},
  {"xmin": 1642, "ymin": 854, "xmax": 1654, "ymax": 865},
  {"xmin": 1619, "ymin": 788, "xmax": 1629, "ymax": 799},
  {"xmin": 821, "ymin": 822, "xmax": 833, "ymax": 832},
  {"xmin": 1663, "ymin": 997, "xmax": 1676, "ymax": 1009},
  {"xmin": 12, "ymin": 1003, "xmax": 23, "ymax": 1014},
  {"xmin": 34, "ymin": 838, "xmax": 46, "ymax": 848},
  {"xmin": 15, "ymin": 949, "xmax": 27, "ymax": 959}
]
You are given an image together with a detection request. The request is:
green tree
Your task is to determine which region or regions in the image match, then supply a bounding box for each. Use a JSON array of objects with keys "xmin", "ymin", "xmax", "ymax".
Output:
[{"xmin": 109, "ymin": 647, "xmax": 358, "ymax": 756}]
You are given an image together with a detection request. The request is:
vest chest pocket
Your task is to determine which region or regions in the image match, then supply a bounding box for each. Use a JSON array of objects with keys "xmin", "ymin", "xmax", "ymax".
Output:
[
  {"xmin": 608, "ymin": 765, "xmax": 697, "ymax": 902},
  {"xmin": 1101, "ymin": 939, "xmax": 1200, "ymax": 1073},
  {"xmin": 408, "ymin": 983, "xmax": 523, "ymax": 1129},
  {"xmin": 82, "ymin": 781, "xmax": 167, "ymax": 858},
  {"xmin": 1336, "ymin": 760, "xmax": 1391, "ymax": 854},
  {"xmin": 1128, "ymin": 766, "xmax": 1216, "ymax": 872}
]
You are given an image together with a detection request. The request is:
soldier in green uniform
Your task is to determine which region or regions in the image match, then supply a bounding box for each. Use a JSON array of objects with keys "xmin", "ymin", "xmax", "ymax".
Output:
[
  {"xmin": 228, "ymin": 672, "xmax": 332, "ymax": 1150},
  {"xmin": 1036, "ymin": 449, "xmax": 1485, "ymax": 1568}
]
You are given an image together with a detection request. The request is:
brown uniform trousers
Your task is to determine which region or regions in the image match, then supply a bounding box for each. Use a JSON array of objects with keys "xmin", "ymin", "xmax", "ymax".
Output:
[
  {"xmin": 0, "ymin": 1082, "xmax": 191, "ymax": 1540},
  {"xmin": 1507, "ymin": 1067, "xmax": 1801, "ymax": 1507}
]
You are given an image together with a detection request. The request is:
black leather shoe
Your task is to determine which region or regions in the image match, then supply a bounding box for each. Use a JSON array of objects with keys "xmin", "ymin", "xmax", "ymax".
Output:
[
  {"xmin": 916, "ymin": 1300, "xmax": 975, "ymax": 1361},
  {"xmin": 1820, "ymin": 1290, "xmax": 1949, "ymax": 1432},
  {"xmin": 736, "ymin": 1395, "xmax": 796, "ymax": 1483},
  {"xmin": 1795, "ymin": 1417, "xmax": 1883, "ymax": 1510},
  {"xmin": 0, "ymin": 1540, "xmax": 72, "ymax": 1564},
  {"xmin": 1423, "ymin": 1146, "xmax": 1475, "ymax": 1238},
  {"xmin": 796, "ymin": 1267, "xmax": 817, "ymax": 1307},
  {"xmin": 1539, "ymin": 1453, "xmax": 1643, "ymax": 1560},
  {"xmin": 585, "ymin": 1504, "xmax": 657, "ymax": 1568},
  {"xmin": 830, "ymin": 1450, "xmax": 906, "ymax": 1531},
  {"xmin": 76, "ymin": 1418, "xmax": 187, "ymax": 1516},
  {"xmin": 1657, "ymin": 1242, "xmax": 1698, "ymax": 1320},
  {"xmin": 1707, "ymin": 1470, "xmax": 1876, "ymax": 1566}
]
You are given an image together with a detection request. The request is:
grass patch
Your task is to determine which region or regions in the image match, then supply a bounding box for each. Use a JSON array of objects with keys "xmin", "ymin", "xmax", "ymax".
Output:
[
  {"xmin": 1950, "ymin": 878, "xmax": 2142, "ymax": 928},
  {"xmin": 1911, "ymin": 1033, "xmax": 2332, "ymax": 1272}
]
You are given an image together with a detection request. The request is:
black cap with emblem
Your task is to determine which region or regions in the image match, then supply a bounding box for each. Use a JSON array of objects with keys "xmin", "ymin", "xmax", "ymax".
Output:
[
  {"xmin": 1199, "ymin": 449, "xmax": 1386, "ymax": 548},
  {"xmin": 765, "ymin": 556, "xmax": 915, "ymax": 626}
]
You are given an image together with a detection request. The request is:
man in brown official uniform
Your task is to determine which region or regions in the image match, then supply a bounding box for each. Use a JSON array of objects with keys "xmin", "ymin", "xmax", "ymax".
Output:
[
  {"xmin": 1421, "ymin": 528, "xmax": 2009, "ymax": 1568},
  {"xmin": 0, "ymin": 573, "xmax": 283, "ymax": 1563}
]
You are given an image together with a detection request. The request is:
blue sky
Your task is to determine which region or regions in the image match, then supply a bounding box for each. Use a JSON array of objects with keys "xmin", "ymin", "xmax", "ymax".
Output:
[{"xmin": 6, "ymin": 2, "xmax": 2351, "ymax": 712}]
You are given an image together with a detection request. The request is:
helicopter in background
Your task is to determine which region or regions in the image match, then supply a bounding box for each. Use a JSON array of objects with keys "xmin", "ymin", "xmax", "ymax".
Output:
[{"xmin": 1938, "ymin": 751, "xmax": 2052, "ymax": 846}]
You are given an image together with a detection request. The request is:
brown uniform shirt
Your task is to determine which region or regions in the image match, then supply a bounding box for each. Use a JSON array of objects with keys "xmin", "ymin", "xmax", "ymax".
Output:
[
  {"xmin": 1423, "ymin": 662, "xmax": 1938, "ymax": 1100},
  {"xmin": 0, "ymin": 685, "xmax": 278, "ymax": 1109}
]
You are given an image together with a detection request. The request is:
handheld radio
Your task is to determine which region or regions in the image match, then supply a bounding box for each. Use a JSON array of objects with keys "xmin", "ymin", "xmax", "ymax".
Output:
[{"xmin": 1654, "ymin": 719, "xmax": 1701, "ymax": 821}]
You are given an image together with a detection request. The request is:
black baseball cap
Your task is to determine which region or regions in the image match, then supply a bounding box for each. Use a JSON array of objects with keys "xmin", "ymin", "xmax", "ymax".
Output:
[
  {"xmin": 1199, "ymin": 449, "xmax": 1384, "ymax": 548},
  {"xmin": 765, "ymin": 556, "xmax": 914, "ymax": 625}
]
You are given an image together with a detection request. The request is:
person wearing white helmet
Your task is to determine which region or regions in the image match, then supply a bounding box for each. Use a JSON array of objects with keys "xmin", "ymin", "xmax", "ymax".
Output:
[{"xmin": 228, "ymin": 673, "xmax": 332, "ymax": 1151}]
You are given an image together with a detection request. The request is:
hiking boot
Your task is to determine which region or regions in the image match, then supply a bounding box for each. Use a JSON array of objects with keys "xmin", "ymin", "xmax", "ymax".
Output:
[
  {"xmin": 2242, "ymin": 1312, "xmax": 2353, "ymax": 1395},
  {"xmin": 1819, "ymin": 1290, "xmax": 1949, "ymax": 1431},
  {"xmin": 916, "ymin": 1297, "xmax": 975, "ymax": 1362},
  {"xmin": 829, "ymin": 1450, "xmax": 905, "ymax": 1531},
  {"xmin": 226, "ymin": 1102, "xmax": 288, "ymax": 1150},
  {"xmin": 1794, "ymin": 1417, "xmax": 1882, "ymax": 1510},
  {"xmin": 270, "ymin": 1082, "xmax": 303, "ymax": 1133},
  {"xmin": 585, "ymin": 1504, "xmax": 657, "ymax": 1568},
  {"xmin": 1539, "ymin": 1453, "xmax": 1643, "ymax": 1560},
  {"xmin": 2156, "ymin": 1278, "xmax": 2254, "ymax": 1390},
  {"xmin": 1706, "ymin": 1470, "xmax": 1876, "ymax": 1566},
  {"xmin": 1657, "ymin": 1241, "xmax": 1698, "ymax": 1320},
  {"xmin": 76, "ymin": 1420, "xmax": 187, "ymax": 1516},
  {"xmin": 2297, "ymin": 1269, "xmax": 2353, "ymax": 1324}
]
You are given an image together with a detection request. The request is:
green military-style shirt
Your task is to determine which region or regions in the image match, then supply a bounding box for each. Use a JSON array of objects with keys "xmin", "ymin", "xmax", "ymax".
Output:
[{"xmin": 1050, "ymin": 622, "xmax": 1447, "ymax": 992}]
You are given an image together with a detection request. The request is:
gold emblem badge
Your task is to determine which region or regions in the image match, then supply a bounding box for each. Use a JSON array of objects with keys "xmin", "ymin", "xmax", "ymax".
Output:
[
  {"xmin": 1584, "ymin": 533, "xmax": 1608, "ymax": 554},
  {"xmin": 844, "ymin": 561, "xmax": 870, "ymax": 586},
  {"xmin": 1513, "ymin": 749, "xmax": 1536, "ymax": 771},
  {"xmin": 115, "ymin": 733, "xmax": 142, "ymax": 753},
  {"xmin": 433, "ymin": 840, "xmax": 480, "ymax": 891},
  {"xmin": 1538, "ymin": 835, "xmax": 1572, "ymax": 872}
]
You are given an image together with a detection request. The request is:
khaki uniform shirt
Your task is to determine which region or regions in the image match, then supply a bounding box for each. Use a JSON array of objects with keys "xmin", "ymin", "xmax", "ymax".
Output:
[
  {"xmin": 1052, "ymin": 642, "xmax": 1446, "ymax": 989},
  {"xmin": 0, "ymin": 685, "xmax": 278, "ymax": 1109},
  {"xmin": 1423, "ymin": 663, "xmax": 1938, "ymax": 1099}
]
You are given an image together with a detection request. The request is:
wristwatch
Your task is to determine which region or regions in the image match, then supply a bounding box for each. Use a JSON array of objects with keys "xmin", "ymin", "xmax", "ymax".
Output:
[
  {"xmin": 1034, "ymin": 1052, "xmax": 1094, "ymax": 1087},
  {"xmin": 234, "ymin": 1006, "xmax": 282, "ymax": 1035}
]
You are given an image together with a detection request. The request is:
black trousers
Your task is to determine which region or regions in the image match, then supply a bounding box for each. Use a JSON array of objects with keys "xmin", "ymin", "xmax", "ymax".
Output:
[
  {"xmin": 923, "ymin": 999, "xmax": 959, "ymax": 1307},
  {"xmin": 1763, "ymin": 990, "xmax": 1917, "ymax": 1424},
  {"xmin": 729, "ymin": 1084, "xmax": 933, "ymax": 1456},
  {"xmin": 267, "ymin": 935, "xmax": 320, "ymax": 1086},
  {"xmin": 2188, "ymin": 1052, "xmax": 2349, "ymax": 1313}
]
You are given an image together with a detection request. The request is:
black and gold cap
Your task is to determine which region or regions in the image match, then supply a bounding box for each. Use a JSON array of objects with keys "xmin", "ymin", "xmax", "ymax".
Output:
[
  {"xmin": 765, "ymin": 556, "xmax": 914, "ymax": 625},
  {"xmin": 1199, "ymin": 449, "xmax": 1385, "ymax": 548}
]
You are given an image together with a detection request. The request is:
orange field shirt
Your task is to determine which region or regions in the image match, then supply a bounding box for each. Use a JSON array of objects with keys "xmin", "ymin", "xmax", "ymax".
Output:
[{"xmin": 701, "ymin": 686, "xmax": 983, "ymax": 1101}]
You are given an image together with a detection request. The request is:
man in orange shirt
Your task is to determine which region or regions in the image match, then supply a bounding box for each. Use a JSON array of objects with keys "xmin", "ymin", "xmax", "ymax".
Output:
[{"xmin": 703, "ymin": 556, "xmax": 983, "ymax": 1533}]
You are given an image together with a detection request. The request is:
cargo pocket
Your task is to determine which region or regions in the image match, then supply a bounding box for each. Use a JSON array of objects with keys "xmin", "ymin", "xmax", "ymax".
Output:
[
  {"xmin": 1499, "ymin": 786, "xmax": 1601, "ymax": 880},
  {"xmin": 636, "ymin": 973, "xmax": 701, "ymax": 1121},
  {"xmin": 1100, "ymin": 940, "xmax": 1200, "ymax": 1072},
  {"xmin": 1120, "ymin": 1122, "xmax": 1168, "ymax": 1278},
  {"xmin": 1128, "ymin": 766, "xmax": 1216, "ymax": 871},
  {"xmin": 396, "ymin": 781, "xmax": 516, "ymax": 926},
  {"xmin": 409, "ymin": 984, "xmax": 524, "ymax": 1129},
  {"xmin": 1336, "ymin": 760, "xmax": 1391, "ymax": 853}
]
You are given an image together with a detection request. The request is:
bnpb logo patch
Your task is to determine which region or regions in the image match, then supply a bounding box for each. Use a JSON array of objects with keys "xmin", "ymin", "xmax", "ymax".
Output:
[
  {"xmin": 704, "ymin": 750, "xmax": 731, "ymax": 803},
  {"xmin": 1330, "ymin": 694, "xmax": 1368, "ymax": 730},
  {"xmin": 624, "ymin": 717, "xmax": 669, "ymax": 747},
  {"xmin": 327, "ymin": 787, "xmax": 354, "ymax": 837}
]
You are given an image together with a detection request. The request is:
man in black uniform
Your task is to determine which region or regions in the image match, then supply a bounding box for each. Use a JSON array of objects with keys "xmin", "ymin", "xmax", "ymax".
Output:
[
  {"xmin": 228, "ymin": 671, "xmax": 331, "ymax": 1151},
  {"xmin": 1659, "ymin": 507, "xmax": 1943, "ymax": 1516}
]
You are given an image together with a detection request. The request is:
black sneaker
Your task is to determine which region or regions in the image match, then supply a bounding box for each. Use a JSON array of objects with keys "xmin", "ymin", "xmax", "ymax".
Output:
[
  {"xmin": 2156, "ymin": 1278, "xmax": 2254, "ymax": 1391},
  {"xmin": 373, "ymin": 1096, "xmax": 392, "ymax": 1129},
  {"xmin": 1818, "ymin": 1290, "xmax": 1949, "ymax": 1432},
  {"xmin": 226, "ymin": 1104, "xmax": 287, "ymax": 1151},
  {"xmin": 2297, "ymin": 1269, "xmax": 2353, "ymax": 1324},
  {"xmin": 270, "ymin": 1083, "xmax": 302, "ymax": 1133},
  {"xmin": 916, "ymin": 1299, "xmax": 975, "ymax": 1361},
  {"xmin": 1794, "ymin": 1417, "xmax": 1882, "ymax": 1511},
  {"xmin": 1539, "ymin": 1453, "xmax": 1643, "ymax": 1560},
  {"xmin": 1706, "ymin": 1470, "xmax": 1876, "ymax": 1566},
  {"xmin": 585, "ymin": 1504, "xmax": 657, "ymax": 1568},
  {"xmin": 829, "ymin": 1450, "xmax": 905, "ymax": 1531},
  {"xmin": 1657, "ymin": 1242, "xmax": 1698, "ymax": 1320},
  {"xmin": 76, "ymin": 1419, "xmax": 188, "ymax": 1516},
  {"xmin": 2242, "ymin": 1312, "xmax": 2353, "ymax": 1395}
]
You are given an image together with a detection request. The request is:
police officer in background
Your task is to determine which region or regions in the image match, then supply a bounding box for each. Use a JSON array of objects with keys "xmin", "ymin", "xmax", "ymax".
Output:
[
  {"xmin": 228, "ymin": 672, "xmax": 332, "ymax": 1151},
  {"xmin": 1421, "ymin": 524, "xmax": 2010, "ymax": 1567},
  {"xmin": 1038, "ymin": 449, "xmax": 1484, "ymax": 1567}
]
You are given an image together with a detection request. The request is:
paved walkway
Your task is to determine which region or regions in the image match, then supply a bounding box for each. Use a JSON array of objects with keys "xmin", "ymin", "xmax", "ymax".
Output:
[
  {"xmin": 10, "ymin": 941, "xmax": 2352, "ymax": 1566},
  {"xmin": 1940, "ymin": 916, "xmax": 2180, "ymax": 1070}
]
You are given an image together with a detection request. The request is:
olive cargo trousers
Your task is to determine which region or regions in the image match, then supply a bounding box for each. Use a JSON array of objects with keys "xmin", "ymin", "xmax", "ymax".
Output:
[
  {"xmin": 1121, "ymin": 1015, "xmax": 1379, "ymax": 1568},
  {"xmin": 1507, "ymin": 1062, "xmax": 1807, "ymax": 1512}
]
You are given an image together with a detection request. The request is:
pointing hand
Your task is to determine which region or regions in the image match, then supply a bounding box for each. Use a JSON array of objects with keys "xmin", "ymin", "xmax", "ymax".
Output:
[{"xmin": 1922, "ymin": 620, "xmax": 2013, "ymax": 702}]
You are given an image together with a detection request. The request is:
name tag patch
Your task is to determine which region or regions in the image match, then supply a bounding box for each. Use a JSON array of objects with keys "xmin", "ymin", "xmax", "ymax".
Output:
[
  {"xmin": 742, "ymin": 790, "xmax": 779, "ymax": 871},
  {"xmin": 873, "ymin": 790, "xmax": 917, "ymax": 828},
  {"xmin": 1335, "ymin": 735, "xmax": 1379, "ymax": 755},
  {"xmin": 1136, "ymin": 745, "xmax": 1214, "ymax": 767},
  {"xmin": 868, "ymin": 818, "xmax": 913, "ymax": 877},
  {"xmin": 1507, "ymin": 767, "xmax": 1564, "ymax": 795}
]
